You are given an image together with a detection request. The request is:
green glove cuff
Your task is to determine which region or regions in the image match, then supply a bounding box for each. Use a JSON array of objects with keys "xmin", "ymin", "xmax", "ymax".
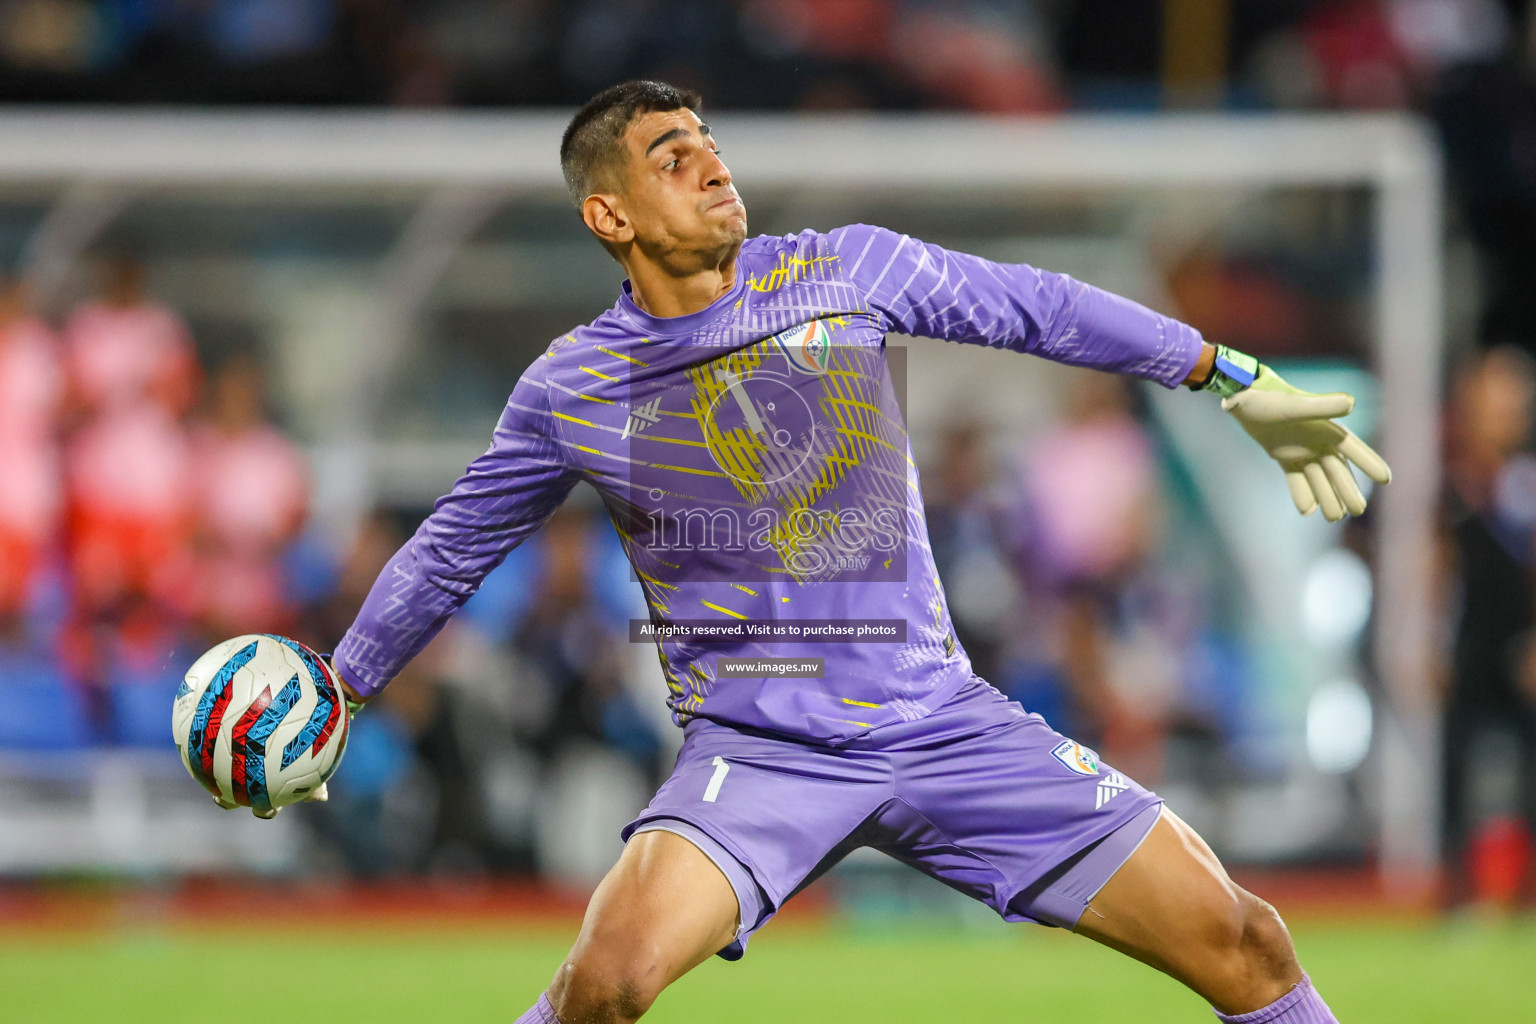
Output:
[
  {"xmin": 319, "ymin": 652, "xmax": 365, "ymax": 716},
  {"xmin": 1193, "ymin": 344, "xmax": 1260, "ymax": 400}
]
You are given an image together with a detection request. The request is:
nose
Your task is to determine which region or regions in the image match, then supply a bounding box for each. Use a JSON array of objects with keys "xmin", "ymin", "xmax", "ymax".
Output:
[{"xmin": 703, "ymin": 149, "xmax": 731, "ymax": 189}]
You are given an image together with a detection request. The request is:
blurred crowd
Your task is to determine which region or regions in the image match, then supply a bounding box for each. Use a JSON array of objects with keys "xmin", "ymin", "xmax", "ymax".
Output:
[
  {"xmin": 0, "ymin": 0, "xmax": 1532, "ymax": 898},
  {"xmin": 0, "ymin": 0, "xmax": 1532, "ymax": 363},
  {"xmin": 0, "ymin": 1, "xmax": 1525, "ymax": 111},
  {"xmin": 0, "ymin": 0, "xmax": 1531, "ymax": 357},
  {"xmin": 0, "ymin": 256, "xmax": 310, "ymax": 746},
  {"xmin": 0, "ymin": 251, "xmax": 651, "ymax": 878}
]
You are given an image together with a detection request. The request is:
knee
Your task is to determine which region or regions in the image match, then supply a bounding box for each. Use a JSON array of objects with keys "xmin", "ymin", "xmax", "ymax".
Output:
[
  {"xmin": 547, "ymin": 944, "xmax": 668, "ymax": 1024},
  {"xmin": 1234, "ymin": 891, "xmax": 1299, "ymax": 983},
  {"xmin": 1200, "ymin": 888, "xmax": 1300, "ymax": 1006}
]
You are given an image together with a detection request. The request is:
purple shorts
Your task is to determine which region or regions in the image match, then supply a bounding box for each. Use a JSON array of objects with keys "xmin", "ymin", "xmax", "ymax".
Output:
[{"xmin": 622, "ymin": 675, "xmax": 1163, "ymax": 959}]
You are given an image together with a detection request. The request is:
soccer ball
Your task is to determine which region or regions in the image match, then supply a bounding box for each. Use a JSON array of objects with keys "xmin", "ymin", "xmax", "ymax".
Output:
[{"xmin": 172, "ymin": 633, "xmax": 350, "ymax": 819}]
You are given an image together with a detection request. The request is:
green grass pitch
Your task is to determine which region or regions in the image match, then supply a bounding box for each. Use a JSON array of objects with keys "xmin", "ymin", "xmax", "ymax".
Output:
[{"xmin": 2, "ymin": 917, "xmax": 1532, "ymax": 1022}]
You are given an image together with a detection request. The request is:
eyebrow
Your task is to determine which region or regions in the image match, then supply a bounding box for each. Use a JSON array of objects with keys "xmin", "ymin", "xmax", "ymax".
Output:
[{"xmin": 644, "ymin": 122, "xmax": 712, "ymax": 156}]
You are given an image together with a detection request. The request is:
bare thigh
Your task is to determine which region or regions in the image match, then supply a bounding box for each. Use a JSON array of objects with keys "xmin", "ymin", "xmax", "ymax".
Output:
[
  {"xmin": 1073, "ymin": 807, "xmax": 1303, "ymax": 1015},
  {"xmin": 548, "ymin": 829, "xmax": 742, "ymax": 1024}
]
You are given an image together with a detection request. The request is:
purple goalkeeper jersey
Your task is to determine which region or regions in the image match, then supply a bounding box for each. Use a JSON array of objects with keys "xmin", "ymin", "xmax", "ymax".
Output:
[{"xmin": 334, "ymin": 224, "xmax": 1203, "ymax": 743}]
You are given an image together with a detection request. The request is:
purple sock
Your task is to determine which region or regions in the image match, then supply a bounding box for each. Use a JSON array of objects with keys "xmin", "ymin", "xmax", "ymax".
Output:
[
  {"xmin": 514, "ymin": 994, "xmax": 560, "ymax": 1024},
  {"xmin": 1214, "ymin": 973, "xmax": 1339, "ymax": 1023}
]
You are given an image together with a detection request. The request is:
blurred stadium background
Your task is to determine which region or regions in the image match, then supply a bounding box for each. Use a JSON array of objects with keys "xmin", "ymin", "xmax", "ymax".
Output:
[{"xmin": 1, "ymin": 1, "xmax": 1535, "ymax": 1021}]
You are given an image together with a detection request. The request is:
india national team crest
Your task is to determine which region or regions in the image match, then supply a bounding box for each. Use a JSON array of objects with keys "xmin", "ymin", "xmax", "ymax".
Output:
[
  {"xmin": 771, "ymin": 318, "xmax": 832, "ymax": 375},
  {"xmin": 1051, "ymin": 739, "xmax": 1100, "ymax": 777}
]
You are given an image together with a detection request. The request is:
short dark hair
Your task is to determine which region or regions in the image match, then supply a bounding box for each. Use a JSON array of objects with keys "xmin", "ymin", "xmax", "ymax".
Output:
[{"xmin": 560, "ymin": 80, "xmax": 703, "ymax": 209}]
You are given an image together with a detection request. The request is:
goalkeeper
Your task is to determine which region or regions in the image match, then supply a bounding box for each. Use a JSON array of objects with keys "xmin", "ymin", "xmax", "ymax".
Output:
[{"xmin": 329, "ymin": 81, "xmax": 1389, "ymax": 1024}]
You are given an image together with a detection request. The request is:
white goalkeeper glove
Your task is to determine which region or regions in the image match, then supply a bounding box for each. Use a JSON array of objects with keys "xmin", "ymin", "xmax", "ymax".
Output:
[
  {"xmin": 1195, "ymin": 346, "xmax": 1392, "ymax": 522},
  {"xmin": 215, "ymin": 780, "xmax": 330, "ymax": 817}
]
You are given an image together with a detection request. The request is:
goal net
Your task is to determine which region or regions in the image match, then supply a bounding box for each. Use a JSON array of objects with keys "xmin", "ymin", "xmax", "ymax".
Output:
[{"xmin": 0, "ymin": 111, "xmax": 1441, "ymax": 889}]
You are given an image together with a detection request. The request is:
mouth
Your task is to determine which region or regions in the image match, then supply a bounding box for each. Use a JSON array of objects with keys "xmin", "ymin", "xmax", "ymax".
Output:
[{"xmin": 708, "ymin": 195, "xmax": 743, "ymax": 212}]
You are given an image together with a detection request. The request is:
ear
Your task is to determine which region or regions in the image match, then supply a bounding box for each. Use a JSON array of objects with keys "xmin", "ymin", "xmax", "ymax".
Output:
[{"xmin": 582, "ymin": 193, "xmax": 633, "ymax": 248}]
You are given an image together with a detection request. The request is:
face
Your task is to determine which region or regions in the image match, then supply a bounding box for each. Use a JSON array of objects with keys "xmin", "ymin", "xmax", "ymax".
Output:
[
  {"xmin": 587, "ymin": 108, "xmax": 747, "ymax": 263},
  {"xmin": 213, "ymin": 358, "xmax": 264, "ymax": 431},
  {"xmin": 1459, "ymin": 351, "xmax": 1535, "ymax": 458}
]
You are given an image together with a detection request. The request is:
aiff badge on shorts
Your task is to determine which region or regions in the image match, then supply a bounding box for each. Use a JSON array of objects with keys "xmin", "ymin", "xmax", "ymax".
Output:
[{"xmin": 1051, "ymin": 739, "xmax": 1100, "ymax": 776}]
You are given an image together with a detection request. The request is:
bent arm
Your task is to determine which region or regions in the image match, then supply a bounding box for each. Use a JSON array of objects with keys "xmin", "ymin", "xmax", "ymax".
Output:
[
  {"xmin": 830, "ymin": 224, "xmax": 1207, "ymax": 388},
  {"xmin": 333, "ymin": 364, "xmax": 578, "ymax": 698}
]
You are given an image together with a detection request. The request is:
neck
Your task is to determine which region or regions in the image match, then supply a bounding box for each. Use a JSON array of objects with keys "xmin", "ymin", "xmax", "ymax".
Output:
[
  {"xmin": 623, "ymin": 244, "xmax": 740, "ymax": 319},
  {"xmin": 1450, "ymin": 447, "xmax": 1509, "ymax": 508}
]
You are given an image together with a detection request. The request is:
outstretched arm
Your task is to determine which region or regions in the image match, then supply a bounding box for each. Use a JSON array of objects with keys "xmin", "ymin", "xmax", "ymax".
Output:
[
  {"xmin": 828, "ymin": 223, "xmax": 1206, "ymax": 387},
  {"xmin": 828, "ymin": 225, "xmax": 1389, "ymax": 520},
  {"xmin": 332, "ymin": 361, "xmax": 579, "ymax": 701}
]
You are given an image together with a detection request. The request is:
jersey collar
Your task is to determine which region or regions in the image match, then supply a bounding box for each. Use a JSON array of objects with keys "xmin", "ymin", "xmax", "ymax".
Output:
[{"xmin": 616, "ymin": 267, "xmax": 749, "ymax": 338}]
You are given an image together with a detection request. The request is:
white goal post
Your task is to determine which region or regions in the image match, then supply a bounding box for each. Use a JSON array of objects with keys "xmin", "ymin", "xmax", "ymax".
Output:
[{"xmin": 0, "ymin": 110, "xmax": 1442, "ymax": 888}]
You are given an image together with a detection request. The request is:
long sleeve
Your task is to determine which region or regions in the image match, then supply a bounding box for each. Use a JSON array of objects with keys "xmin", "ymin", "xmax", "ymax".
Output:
[
  {"xmin": 827, "ymin": 223, "xmax": 1204, "ymax": 388},
  {"xmin": 333, "ymin": 360, "xmax": 579, "ymax": 697}
]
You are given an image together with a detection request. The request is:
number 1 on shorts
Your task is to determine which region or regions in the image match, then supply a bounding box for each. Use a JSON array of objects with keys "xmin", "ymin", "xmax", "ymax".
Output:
[{"xmin": 703, "ymin": 756, "xmax": 730, "ymax": 802}]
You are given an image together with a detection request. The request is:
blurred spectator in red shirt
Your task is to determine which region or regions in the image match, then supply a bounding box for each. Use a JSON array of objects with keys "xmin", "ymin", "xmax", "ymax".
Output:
[
  {"xmin": 190, "ymin": 353, "xmax": 310, "ymax": 638},
  {"xmin": 889, "ymin": 1, "xmax": 1062, "ymax": 113},
  {"xmin": 1254, "ymin": 0, "xmax": 1510, "ymax": 110},
  {"xmin": 1302, "ymin": 0, "xmax": 1415, "ymax": 108},
  {"xmin": 66, "ymin": 254, "xmax": 198, "ymax": 419},
  {"xmin": 739, "ymin": 0, "xmax": 1060, "ymax": 111},
  {"xmin": 62, "ymin": 254, "xmax": 200, "ymax": 617},
  {"xmin": 0, "ymin": 278, "xmax": 64, "ymax": 630}
]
